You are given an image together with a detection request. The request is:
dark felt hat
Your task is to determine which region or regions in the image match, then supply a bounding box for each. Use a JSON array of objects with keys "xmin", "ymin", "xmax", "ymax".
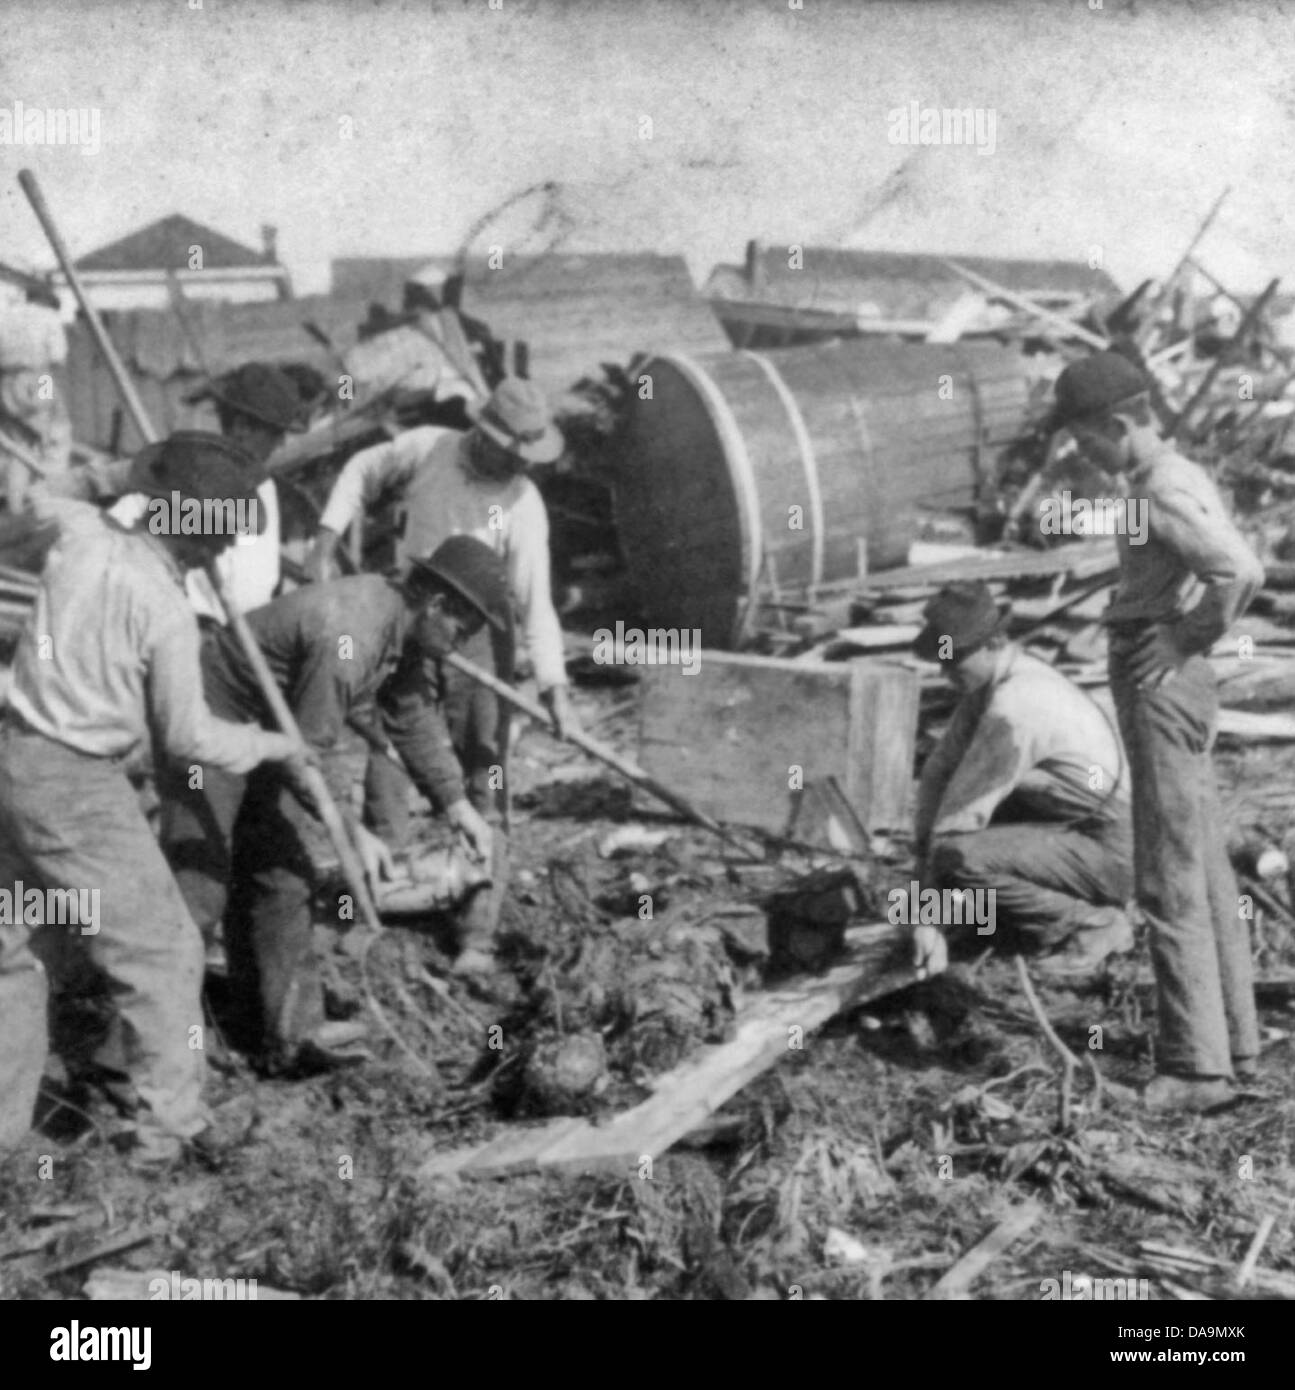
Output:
[
  {"xmin": 407, "ymin": 535, "xmax": 510, "ymax": 632},
  {"xmin": 913, "ymin": 581, "xmax": 1008, "ymax": 663},
  {"xmin": 1049, "ymin": 350, "xmax": 1149, "ymax": 431},
  {"xmin": 186, "ymin": 362, "xmax": 307, "ymax": 434},
  {"xmin": 129, "ymin": 430, "xmax": 267, "ymax": 537}
]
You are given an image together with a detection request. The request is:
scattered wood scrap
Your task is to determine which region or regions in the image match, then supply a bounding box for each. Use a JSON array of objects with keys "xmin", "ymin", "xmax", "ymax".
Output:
[
  {"xmin": 927, "ymin": 1200, "xmax": 1044, "ymax": 1300},
  {"xmin": 1139, "ymin": 1238, "xmax": 1295, "ymax": 1300},
  {"xmin": 418, "ymin": 921, "xmax": 917, "ymax": 1181}
]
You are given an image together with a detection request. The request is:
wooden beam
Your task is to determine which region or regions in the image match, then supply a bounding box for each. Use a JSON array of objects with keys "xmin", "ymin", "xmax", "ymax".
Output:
[
  {"xmin": 856, "ymin": 541, "xmax": 1118, "ymax": 593},
  {"xmin": 418, "ymin": 921, "xmax": 917, "ymax": 1180},
  {"xmin": 941, "ymin": 261, "xmax": 1109, "ymax": 350},
  {"xmin": 1169, "ymin": 277, "xmax": 1280, "ymax": 439},
  {"xmin": 1135, "ymin": 187, "xmax": 1231, "ymax": 350}
]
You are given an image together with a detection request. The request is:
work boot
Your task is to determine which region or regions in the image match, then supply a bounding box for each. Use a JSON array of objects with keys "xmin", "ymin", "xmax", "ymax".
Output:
[
  {"xmin": 1035, "ymin": 906, "xmax": 1134, "ymax": 981},
  {"xmin": 1142, "ymin": 1074, "xmax": 1233, "ymax": 1114}
]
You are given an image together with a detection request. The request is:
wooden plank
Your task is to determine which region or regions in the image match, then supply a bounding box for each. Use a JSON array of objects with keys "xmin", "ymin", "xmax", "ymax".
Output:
[
  {"xmin": 847, "ymin": 659, "xmax": 915, "ymax": 832},
  {"xmin": 1217, "ymin": 709, "xmax": 1295, "ymax": 741},
  {"xmin": 418, "ymin": 922, "xmax": 916, "ymax": 1181},
  {"xmin": 856, "ymin": 542, "xmax": 1118, "ymax": 593},
  {"xmin": 637, "ymin": 651, "xmax": 917, "ymax": 833},
  {"xmin": 927, "ymin": 1202, "xmax": 1044, "ymax": 1300}
]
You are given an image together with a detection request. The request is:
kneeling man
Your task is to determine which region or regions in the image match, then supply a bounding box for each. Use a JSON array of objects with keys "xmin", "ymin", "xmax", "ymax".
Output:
[{"xmin": 912, "ymin": 582, "xmax": 1134, "ymax": 977}]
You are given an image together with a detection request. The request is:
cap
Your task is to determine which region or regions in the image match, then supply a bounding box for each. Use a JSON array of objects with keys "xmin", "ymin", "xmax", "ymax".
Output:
[
  {"xmin": 1050, "ymin": 350, "xmax": 1149, "ymax": 431},
  {"xmin": 913, "ymin": 581, "xmax": 1007, "ymax": 662}
]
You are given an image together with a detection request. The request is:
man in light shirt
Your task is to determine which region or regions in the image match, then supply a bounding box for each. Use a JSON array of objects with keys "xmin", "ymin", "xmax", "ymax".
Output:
[
  {"xmin": 911, "ymin": 583, "xmax": 1134, "ymax": 981},
  {"xmin": 306, "ymin": 376, "xmax": 575, "ymax": 976},
  {"xmin": 0, "ymin": 433, "xmax": 301, "ymax": 1165}
]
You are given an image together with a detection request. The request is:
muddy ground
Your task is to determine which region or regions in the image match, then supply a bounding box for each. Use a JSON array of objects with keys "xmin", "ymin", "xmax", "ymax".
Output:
[{"xmin": 2, "ymin": 680, "xmax": 1294, "ymax": 1303}]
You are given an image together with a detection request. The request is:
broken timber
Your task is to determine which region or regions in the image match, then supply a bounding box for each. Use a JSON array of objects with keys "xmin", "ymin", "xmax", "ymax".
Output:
[
  {"xmin": 418, "ymin": 921, "xmax": 915, "ymax": 1181},
  {"xmin": 854, "ymin": 541, "xmax": 1117, "ymax": 593}
]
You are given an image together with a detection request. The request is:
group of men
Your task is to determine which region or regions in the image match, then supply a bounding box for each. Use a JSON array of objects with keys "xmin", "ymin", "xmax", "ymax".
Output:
[
  {"xmin": 913, "ymin": 350, "xmax": 1263, "ymax": 1112},
  {"xmin": 0, "ymin": 346, "xmax": 574, "ymax": 1165},
  {"xmin": 0, "ymin": 322, "xmax": 1267, "ymax": 1169}
]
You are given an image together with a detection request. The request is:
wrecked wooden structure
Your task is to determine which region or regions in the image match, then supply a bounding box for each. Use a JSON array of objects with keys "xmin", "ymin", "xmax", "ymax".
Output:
[
  {"xmin": 706, "ymin": 241, "xmax": 1122, "ymax": 348},
  {"xmin": 56, "ymin": 294, "xmax": 370, "ymax": 455},
  {"xmin": 613, "ymin": 338, "xmax": 1032, "ymax": 645},
  {"xmin": 333, "ymin": 252, "xmax": 729, "ymax": 411}
]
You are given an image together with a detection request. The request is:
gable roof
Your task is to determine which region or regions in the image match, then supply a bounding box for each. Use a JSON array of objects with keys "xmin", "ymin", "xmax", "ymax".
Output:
[{"xmin": 75, "ymin": 214, "xmax": 274, "ymax": 273}]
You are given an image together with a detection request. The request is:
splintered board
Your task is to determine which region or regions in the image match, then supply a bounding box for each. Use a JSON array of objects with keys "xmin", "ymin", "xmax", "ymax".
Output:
[
  {"xmin": 636, "ymin": 651, "xmax": 916, "ymax": 834},
  {"xmin": 418, "ymin": 922, "xmax": 914, "ymax": 1181}
]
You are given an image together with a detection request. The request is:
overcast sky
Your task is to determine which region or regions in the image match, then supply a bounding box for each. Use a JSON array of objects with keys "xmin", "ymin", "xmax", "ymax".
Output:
[{"xmin": 2, "ymin": 0, "xmax": 1293, "ymax": 298}]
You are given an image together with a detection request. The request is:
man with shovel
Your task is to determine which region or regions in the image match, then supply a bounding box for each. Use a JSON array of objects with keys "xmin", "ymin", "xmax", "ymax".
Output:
[
  {"xmin": 306, "ymin": 375, "xmax": 577, "ymax": 978},
  {"xmin": 159, "ymin": 535, "xmax": 506, "ymax": 1072},
  {"xmin": 0, "ymin": 432, "xmax": 302, "ymax": 1164}
]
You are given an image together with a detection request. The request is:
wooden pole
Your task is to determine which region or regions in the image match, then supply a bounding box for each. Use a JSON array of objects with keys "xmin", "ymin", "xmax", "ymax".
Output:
[
  {"xmin": 17, "ymin": 167, "xmax": 384, "ymax": 933},
  {"xmin": 941, "ymin": 260, "xmax": 1109, "ymax": 350},
  {"xmin": 206, "ymin": 567, "xmax": 384, "ymax": 934},
  {"xmin": 1168, "ymin": 277, "xmax": 1279, "ymax": 440},
  {"xmin": 1135, "ymin": 187, "xmax": 1231, "ymax": 350},
  {"xmin": 442, "ymin": 649, "xmax": 760, "ymax": 857},
  {"xmin": 0, "ymin": 431, "xmax": 49, "ymax": 480},
  {"xmin": 19, "ymin": 169, "xmax": 158, "ymax": 446}
]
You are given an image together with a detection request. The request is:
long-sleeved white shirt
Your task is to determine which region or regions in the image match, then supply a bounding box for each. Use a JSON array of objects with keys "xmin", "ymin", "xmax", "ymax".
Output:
[{"xmin": 318, "ymin": 425, "xmax": 567, "ymax": 690}]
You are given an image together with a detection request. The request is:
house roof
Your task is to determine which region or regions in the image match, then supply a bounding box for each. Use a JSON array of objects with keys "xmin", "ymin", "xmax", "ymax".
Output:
[
  {"xmin": 75, "ymin": 214, "xmax": 276, "ymax": 273},
  {"xmin": 708, "ymin": 245, "xmax": 1123, "ymax": 326}
]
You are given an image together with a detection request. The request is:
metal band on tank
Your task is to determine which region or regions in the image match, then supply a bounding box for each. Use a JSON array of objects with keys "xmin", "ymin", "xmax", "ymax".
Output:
[
  {"xmin": 667, "ymin": 353, "xmax": 764, "ymax": 624},
  {"xmin": 832, "ymin": 351, "xmax": 878, "ymax": 578},
  {"xmin": 742, "ymin": 349, "xmax": 824, "ymax": 590}
]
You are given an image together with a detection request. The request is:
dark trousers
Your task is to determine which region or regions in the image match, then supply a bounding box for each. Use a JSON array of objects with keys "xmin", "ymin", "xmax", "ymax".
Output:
[
  {"xmin": 931, "ymin": 810, "xmax": 1134, "ymax": 949},
  {"xmin": 1110, "ymin": 647, "xmax": 1258, "ymax": 1078},
  {"xmin": 160, "ymin": 761, "xmax": 324, "ymax": 1055}
]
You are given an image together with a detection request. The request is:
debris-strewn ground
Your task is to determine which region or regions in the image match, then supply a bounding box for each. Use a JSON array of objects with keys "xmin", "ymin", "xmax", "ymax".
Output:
[{"xmin": 2, "ymin": 683, "xmax": 1294, "ymax": 1302}]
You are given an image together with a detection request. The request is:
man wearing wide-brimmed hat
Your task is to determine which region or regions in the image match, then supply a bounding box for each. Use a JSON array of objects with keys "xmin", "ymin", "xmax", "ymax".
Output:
[
  {"xmin": 911, "ymin": 581, "xmax": 1134, "ymax": 979},
  {"xmin": 1049, "ymin": 349, "xmax": 1265, "ymax": 1112},
  {"xmin": 0, "ymin": 432, "xmax": 302, "ymax": 1166},
  {"xmin": 158, "ymin": 535, "xmax": 505, "ymax": 1072},
  {"xmin": 306, "ymin": 375, "xmax": 574, "ymax": 978}
]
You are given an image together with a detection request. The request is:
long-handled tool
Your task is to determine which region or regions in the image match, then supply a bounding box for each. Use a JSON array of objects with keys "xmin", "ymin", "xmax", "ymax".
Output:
[
  {"xmin": 442, "ymin": 650, "xmax": 762, "ymax": 859},
  {"xmin": 17, "ymin": 166, "xmax": 386, "ymax": 939},
  {"xmin": 0, "ymin": 430, "xmax": 49, "ymax": 481}
]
